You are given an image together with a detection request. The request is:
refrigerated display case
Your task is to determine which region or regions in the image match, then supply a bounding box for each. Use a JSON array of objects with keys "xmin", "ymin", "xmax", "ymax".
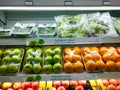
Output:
[{"xmin": 0, "ymin": 6, "xmax": 120, "ymax": 83}]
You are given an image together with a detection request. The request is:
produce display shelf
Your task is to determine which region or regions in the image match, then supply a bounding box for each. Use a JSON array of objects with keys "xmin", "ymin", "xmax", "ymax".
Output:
[
  {"xmin": 0, "ymin": 72, "xmax": 120, "ymax": 82},
  {"xmin": 0, "ymin": 37, "xmax": 120, "ymax": 46}
]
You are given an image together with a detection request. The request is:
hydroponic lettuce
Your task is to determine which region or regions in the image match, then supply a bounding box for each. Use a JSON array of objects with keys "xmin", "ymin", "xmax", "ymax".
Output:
[
  {"xmin": 88, "ymin": 18, "xmax": 109, "ymax": 36},
  {"xmin": 113, "ymin": 18, "xmax": 120, "ymax": 35},
  {"xmin": 88, "ymin": 12, "xmax": 118, "ymax": 37},
  {"xmin": 55, "ymin": 14, "xmax": 90, "ymax": 38}
]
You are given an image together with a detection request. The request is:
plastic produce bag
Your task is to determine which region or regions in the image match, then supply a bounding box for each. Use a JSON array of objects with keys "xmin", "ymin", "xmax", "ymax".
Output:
[
  {"xmin": 55, "ymin": 14, "xmax": 90, "ymax": 38},
  {"xmin": 113, "ymin": 18, "xmax": 120, "ymax": 35},
  {"xmin": 88, "ymin": 12, "xmax": 118, "ymax": 37}
]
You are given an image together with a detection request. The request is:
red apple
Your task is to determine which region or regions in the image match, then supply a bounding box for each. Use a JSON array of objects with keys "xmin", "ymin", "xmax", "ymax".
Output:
[
  {"xmin": 116, "ymin": 85, "xmax": 120, "ymax": 90},
  {"xmin": 13, "ymin": 82, "xmax": 22, "ymax": 90},
  {"xmin": 107, "ymin": 85, "xmax": 116, "ymax": 90},
  {"xmin": 102, "ymin": 79, "xmax": 109, "ymax": 87},
  {"xmin": 70, "ymin": 80, "xmax": 78, "ymax": 88},
  {"xmin": 117, "ymin": 79, "xmax": 120, "ymax": 85},
  {"xmin": 26, "ymin": 88, "xmax": 33, "ymax": 90},
  {"xmin": 22, "ymin": 82, "xmax": 31, "ymax": 90},
  {"xmin": 78, "ymin": 80, "xmax": 86, "ymax": 88},
  {"xmin": 53, "ymin": 81, "xmax": 61, "ymax": 89},
  {"xmin": 2, "ymin": 82, "xmax": 12, "ymax": 90},
  {"xmin": 61, "ymin": 81, "xmax": 69, "ymax": 88},
  {"xmin": 31, "ymin": 82, "xmax": 39, "ymax": 90},
  {"xmin": 109, "ymin": 79, "xmax": 117, "ymax": 86},
  {"xmin": 75, "ymin": 86, "xmax": 84, "ymax": 90},
  {"xmin": 57, "ymin": 86, "xmax": 65, "ymax": 90}
]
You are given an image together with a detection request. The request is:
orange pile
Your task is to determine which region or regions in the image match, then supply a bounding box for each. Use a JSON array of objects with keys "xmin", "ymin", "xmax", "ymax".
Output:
[
  {"xmin": 63, "ymin": 46, "xmax": 84, "ymax": 73},
  {"xmin": 100, "ymin": 46, "xmax": 120, "ymax": 71},
  {"xmin": 82, "ymin": 46, "xmax": 105, "ymax": 72}
]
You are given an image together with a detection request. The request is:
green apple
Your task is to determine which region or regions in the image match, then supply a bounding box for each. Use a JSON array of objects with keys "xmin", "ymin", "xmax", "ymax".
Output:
[
  {"xmin": 26, "ymin": 48, "xmax": 34, "ymax": 56},
  {"xmin": 2, "ymin": 56, "xmax": 11, "ymax": 64},
  {"xmin": 36, "ymin": 48, "xmax": 42, "ymax": 56},
  {"xmin": 45, "ymin": 56, "xmax": 53, "ymax": 64},
  {"xmin": 34, "ymin": 56, "xmax": 42, "ymax": 64},
  {"xmin": 43, "ymin": 64, "xmax": 52, "ymax": 74},
  {"xmin": 26, "ymin": 55, "xmax": 34, "ymax": 63},
  {"xmin": 3, "ymin": 49, "xmax": 12, "ymax": 56},
  {"xmin": 12, "ymin": 55, "xmax": 21, "ymax": 63},
  {"xmin": 53, "ymin": 55, "xmax": 61, "ymax": 64},
  {"xmin": 8, "ymin": 64, "xmax": 19, "ymax": 73},
  {"xmin": 53, "ymin": 47, "xmax": 61, "ymax": 54},
  {"xmin": 13, "ymin": 48, "xmax": 22, "ymax": 55},
  {"xmin": 0, "ymin": 64, "xmax": 8, "ymax": 74},
  {"xmin": 44, "ymin": 48, "xmax": 52, "ymax": 55},
  {"xmin": 23, "ymin": 63, "xmax": 33, "ymax": 74},
  {"xmin": 0, "ymin": 49, "xmax": 3, "ymax": 58},
  {"xmin": 33, "ymin": 64, "xmax": 42, "ymax": 74},
  {"xmin": 53, "ymin": 63, "xmax": 62, "ymax": 73}
]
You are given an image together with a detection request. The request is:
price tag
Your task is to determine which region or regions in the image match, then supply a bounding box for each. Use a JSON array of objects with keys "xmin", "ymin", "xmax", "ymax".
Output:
[
  {"xmin": 50, "ymin": 75, "xmax": 72, "ymax": 80},
  {"xmin": 54, "ymin": 38, "xmax": 75, "ymax": 44}
]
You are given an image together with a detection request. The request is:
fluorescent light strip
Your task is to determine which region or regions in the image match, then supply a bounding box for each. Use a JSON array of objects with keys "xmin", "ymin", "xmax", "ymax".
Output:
[{"xmin": 0, "ymin": 6, "xmax": 120, "ymax": 11}]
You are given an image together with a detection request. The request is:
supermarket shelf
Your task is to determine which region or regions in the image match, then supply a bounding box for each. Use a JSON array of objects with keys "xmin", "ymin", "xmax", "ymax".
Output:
[
  {"xmin": 101, "ymin": 37, "xmax": 120, "ymax": 44},
  {"xmin": 0, "ymin": 38, "xmax": 26, "ymax": 45},
  {"xmin": 0, "ymin": 37, "xmax": 120, "ymax": 46},
  {"xmin": 0, "ymin": 72, "xmax": 120, "ymax": 81}
]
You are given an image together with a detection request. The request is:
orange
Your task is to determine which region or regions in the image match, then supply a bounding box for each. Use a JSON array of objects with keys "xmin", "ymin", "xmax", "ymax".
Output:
[
  {"xmin": 73, "ymin": 46, "xmax": 81, "ymax": 55},
  {"xmin": 84, "ymin": 54, "xmax": 92, "ymax": 62},
  {"xmin": 106, "ymin": 61, "xmax": 116, "ymax": 71},
  {"xmin": 64, "ymin": 62, "xmax": 74, "ymax": 73},
  {"xmin": 91, "ymin": 46, "xmax": 99, "ymax": 52},
  {"xmin": 102, "ymin": 53, "xmax": 111, "ymax": 63},
  {"xmin": 92, "ymin": 53, "xmax": 101, "ymax": 61},
  {"xmin": 73, "ymin": 61, "xmax": 84, "ymax": 72},
  {"xmin": 73, "ymin": 54, "xmax": 82, "ymax": 62},
  {"xmin": 116, "ymin": 61, "xmax": 120, "ymax": 71},
  {"xmin": 81, "ymin": 47, "xmax": 91, "ymax": 55},
  {"xmin": 64, "ymin": 54, "xmax": 73, "ymax": 63},
  {"xmin": 111, "ymin": 53, "xmax": 120, "ymax": 62},
  {"xmin": 99, "ymin": 46, "xmax": 108, "ymax": 55},
  {"xmin": 96, "ymin": 61, "xmax": 105, "ymax": 71},
  {"xmin": 64, "ymin": 47, "xmax": 72, "ymax": 55},
  {"xmin": 116, "ymin": 47, "xmax": 120, "ymax": 54},
  {"xmin": 85, "ymin": 60, "xmax": 96, "ymax": 71}
]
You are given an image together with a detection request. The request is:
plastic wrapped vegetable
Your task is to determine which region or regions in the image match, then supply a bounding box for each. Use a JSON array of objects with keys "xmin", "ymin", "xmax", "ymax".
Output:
[
  {"xmin": 88, "ymin": 12, "xmax": 118, "ymax": 37},
  {"xmin": 113, "ymin": 18, "xmax": 120, "ymax": 35},
  {"xmin": 55, "ymin": 14, "xmax": 90, "ymax": 38}
]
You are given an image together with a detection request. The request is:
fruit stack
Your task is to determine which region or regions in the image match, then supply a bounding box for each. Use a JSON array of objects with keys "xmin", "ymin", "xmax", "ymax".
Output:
[
  {"xmin": 0, "ymin": 48, "xmax": 23, "ymax": 75},
  {"xmin": 100, "ymin": 79, "xmax": 120, "ymax": 90},
  {"xmin": 63, "ymin": 46, "xmax": 84, "ymax": 73},
  {"xmin": 53, "ymin": 80, "xmax": 86, "ymax": 90},
  {"xmin": 81, "ymin": 46, "xmax": 106, "ymax": 72},
  {"xmin": 23, "ymin": 47, "xmax": 43, "ymax": 74},
  {"xmin": 43, "ymin": 46, "xmax": 62, "ymax": 74},
  {"xmin": 100, "ymin": 46, "xmax": 120, "ymax": 71}
]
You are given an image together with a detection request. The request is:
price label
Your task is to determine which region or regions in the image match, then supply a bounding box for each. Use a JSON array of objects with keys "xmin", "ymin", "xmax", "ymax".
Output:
[
  {"xmin": 54, "ymin": 38, "xmax": 75, "ymax": 44},
  {"xmin": 50, "ymin": 75, "xmax": 72, "ymax": 80}
]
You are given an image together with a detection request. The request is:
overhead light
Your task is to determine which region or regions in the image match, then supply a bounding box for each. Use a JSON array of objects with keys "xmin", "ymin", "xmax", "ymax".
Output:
[{"xmin": 0, "ymin": 6, "xmax": 119, "ymax": 11}]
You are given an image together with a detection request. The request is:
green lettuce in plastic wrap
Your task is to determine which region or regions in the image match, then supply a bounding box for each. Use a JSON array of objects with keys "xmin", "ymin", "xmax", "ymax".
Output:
[
  {"xmin": 88, "ymin": 18, "xmax": 109, "ymax": 36},
  {"xmin": 88, "ymin": 12, "xmax": 118, "ymax": 37},
  {"xmin": 113, "ymin": 18, "xmax": 120, "ymax": 35},
  {"xmin": 55, "ymin": 14, "xmax": 90, "ymax": 38}
]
